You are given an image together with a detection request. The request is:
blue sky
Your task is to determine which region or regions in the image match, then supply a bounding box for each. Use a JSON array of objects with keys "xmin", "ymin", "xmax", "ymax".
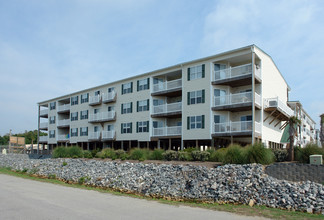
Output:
[{"xmin": 0, "ymin": 0, "xmax": 323, "ymax": 135}]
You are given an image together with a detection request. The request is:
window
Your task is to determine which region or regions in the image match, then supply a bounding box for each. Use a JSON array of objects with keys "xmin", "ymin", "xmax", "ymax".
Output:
[
  {"xmin": 137, "ymin": 121, "xmax": 149, "ymax": 133},
  {"xmin": 187, "ymin": 90, "xmax": 205, "ymax": 105},
  {"xmin": 122, "ymin": 82, "xmax": 133, "ymax": 94},
  {"xmin": 107, "ymin": 124, "xmax": 114, "ymax": 131},
  {"xmin": 153, "ymin": 99, "xmax": 164, "ymax": 106},
  {"xmin": 80, "ymin": 127, "xmax": 88, "ymax": 136},
  {"xmin": 108, "ymin": 106, "xmax": 115, "ymax": 112},
  {"xmin": 81, "ymin": 93, "xmax": 89, "ymax": 103},
  {"xmin": 153, "ymin": 121, "xmax": 163, "ymax": 128},
  {"xmin": 214, "ymin": 64, "xmax": 227, "ymax": 79},
  {"xmin": 94, "ymin": 126, "xmax": 100, "ymax": 132},
  {"xmin": 71, "ymin": 112, "xmax": 78, "ymax": 121},
  {"xmin": 71, "ymin": 96, "xmax": 78, "ymax": 105},
  {"xmin": 121, "ymin": 102, "xmax": 132, "ymax": 114},
  {"xmin": 71, "ymin": 128, "xmax": 78, "ymax": 137},
  {"xmin": 137, "ymin": 78, "xmax": 150, "ymax": 91},
  {"xmin": 95, "ymin": 90, "xmax": 100, "ymax": 96},
  {"xmin": 49, "ymin": 130, "xmax": 55, "ymax": 138},
  {"xmin": 80, "ymin": 110, "xmax": 88, "ymax": 120},
  {"xmin": 137, "ymin": 99, "xmax": 149, "ymax": 112},
  {"xmin": 187, "ymin": 115, "xmax": 205, "ymax": 130},
  {"xmin": 50, "ymin": 102, "xmax": 56, "ymax": 110},
  {"xmin": 214, "ymin": 89, "xmax": 227, "ymax": 105},
  {"xmin": 94, "ymin": 108, "xmax": 100, "ymax": 114},
  {"xmin": 49, "ymin": 116, "xmax": 55, "ymax": 124},
  {"xmin": 240, "ymin": 115, "xmax": 252, "ymax": 121},
  {"xmin": 214, "ymin": 115, "xmax": 226, "ymax": 123},
  {"xmin": 108, "ymin": 87, "xmax": 115, "ymax": 93},
  {"xmin": 187, "ymin": 64, "xmax": 205, "ymax": 80},
  {"xmin": 121, "ymin": 122, "xmax": 132, "ymax": 134}
]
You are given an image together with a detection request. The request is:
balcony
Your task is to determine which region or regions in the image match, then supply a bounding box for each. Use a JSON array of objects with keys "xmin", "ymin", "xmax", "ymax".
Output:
[
  {"xmin": 89, "ymin": 95, "xmax": 102, "ymax": 106},
  {"xmin": 57, "ymin": 104, "xmax": 70, "ymax": 113},
  {"xmin": 89, "ymin": 111, "xmax": 116, "ymax": 123},
  {"xmin": 152, "ymin": 126, "xmax": 182, "ymax": 137},
  {"xmin": 88, "ymin": 131, "xmax": 101, "ymax": 141},
  {"xmin": 151, "ymin": 102, "xmax": 182, "ymax": 117},
  {"xmin": 57, "ymin": 119, "xmax": 70, "ymax": 128},
  {"xmin": 212, "ymin": 64, "xmax": 261, "ymax": 87},
  {"xmin": 264, "ymin": 97, "xmax": 294, "ymax": 123},
  {"xmin": 39, "ymin": 136, "xmax": 48, "ymax": 143},
  {"xmin": 102, "ymin": 91, "xmax": 116, "ymax": 103},
  {"xmin": 212, "ymin": 92, "xmax": 261, "ymax": 111},
  {"xmin": 102, "ymin": 131, "xmax": 115, "ymax": 141},
  {"xmin": 57, "ymin": 134, "xmax": 69, "ymax": 142},
  {"xmin": 40, "ymin": 109, "xmax": 48, "ymax": 117},
  {"xmin": 212, "ymin": 121, "xmax": 256, "ymax": 137},
  {"xmin": 151, "ymin": 79, "xmax": 182, "ymax": 96},
  {"xmin": 39, "ymin": 122, "xmax": 48, "ymax": 130}
]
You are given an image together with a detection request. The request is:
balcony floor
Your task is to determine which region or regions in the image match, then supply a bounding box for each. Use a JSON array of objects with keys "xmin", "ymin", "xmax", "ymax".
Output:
[
  {"xmin": 264, "ymin": 107, "xmax": 290, "ymax": 121},
  {"xmin": 151, "ymin": 88, "xmax": 182, "ymax": 97},
  {"xmin": 212, "ymin": 131, "xmax": 252, "ymax": 137},
  {"xmin": 212, "ymin": 74, "xmax": 261, "ymax": 87},
  {"xmin": 151, "ymin": 111, "xmax": 182, "ymax": 118}
]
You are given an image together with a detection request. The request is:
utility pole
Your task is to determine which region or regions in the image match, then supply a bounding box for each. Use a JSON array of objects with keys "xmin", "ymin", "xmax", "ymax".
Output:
[{"xmin": 9, "ymin": 129, "xmax": 11, "ymax": 153}]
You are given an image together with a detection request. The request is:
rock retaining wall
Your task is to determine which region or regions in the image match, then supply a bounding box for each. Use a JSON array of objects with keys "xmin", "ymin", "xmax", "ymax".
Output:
[{"xmin": 0, "ymin": 154, "xmax": 324, "ymax": 214}]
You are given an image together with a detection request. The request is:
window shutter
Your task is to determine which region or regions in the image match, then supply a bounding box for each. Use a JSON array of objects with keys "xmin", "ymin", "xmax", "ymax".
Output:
[
  {"xmin": 147, "ymin": 99, "xmax": 149, "ymax": 111},
  {"xmin": 187, "ymin": 92, "xmax": 190, "ymax": 105},
  {"xmin": 187, "ymin": 68, "xmax": 190, "ymax": 81},
  {"xmin": 136, "ymin": 122, "xmax": 139, "ymax": 133},
  {"xmin": 137, "ymin": 101, "xmax": 139, "ymax": 112},
  {"xmin": 202, "ymin": 115, "xmax": 205, "ymax": 129},
  {"xmin": 131, "ymin": 82, "xmax": 133, "ymax": 93},
  {"xmin": 121, "ymin": 84, "xmax": 124, "ymax": 95},
  {"xmin": 187, "ymin": 116, "xmax": 190, "ymax": 130},
  {"xmin": 202, "ymin": 90, "xmax": 205, "ymax": 103},
  {"xmin": 130, "ymin": 102, "xmax": 133, "ymax": 113},
  {"xmin": 121, "ymin": 124, "xmax": 123, "ymax": 134},
  {"xmin": 202, "ymin": 64, "xmax": 205, "ymax": 78},
  {"xmin": 147, "ymin": 121, "xmax": 149, "ymax": 131},
  {"xmin": 130, "ymin": 123, "xmax": 132, "ymax": 133},
  {"xmin": 147, "ymin": 78, "xmax": 150, "ymax": 90},
  {"xmin": 121, "ymin": 104, "xmax": 124, "ymax": 114},
  {"xmin": 137, "ymin": 80, "xmax": 139, "ymax": 91}
]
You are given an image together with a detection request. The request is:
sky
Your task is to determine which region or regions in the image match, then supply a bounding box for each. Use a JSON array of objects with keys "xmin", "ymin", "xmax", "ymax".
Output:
[{"xmin": 0, "ymin": 0, "xmax": 323, "ymax": 135}]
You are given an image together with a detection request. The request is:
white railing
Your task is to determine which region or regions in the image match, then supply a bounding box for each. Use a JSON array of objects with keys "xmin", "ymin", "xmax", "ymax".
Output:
[
  {"xmin": 89, "ymin": 111, "xmax": 115, "ymax": 122},
  {"xmin": 152, "ymin": 126, "xmax": 182, "ymax": 137},
  {"xmin": 39, "ymin": 122, "xmax": 48, "ymax": 129},
  {"xmin": 88, "ymin": 131, "xmax": 101, "ymax": 140},
  {"xmin": 264, "ymin": 97, "xmax": 294, "ymax": 117},
  {"xmin": 152, "ymin": 79, "xmax": 182, "ymax": 93},
  {"xmin": 102, "ymin": 91, "xmax": 116, "ymax": 103},
  {"xmin": 213, "ymin": 121, "xmax": 253, "ymax": 133},
  {"xmin": 39, "ymin": 136, "xmax": 48, "ymax": 142},
  {"xmin": 57, "ymin": 134, "xmax": 69, "ymax": 141},
  {"xmin": 152, "ymin": 102, "xmax": 182, "ymax": 115},
  {"xmin": 40, "ymin": 109, "xmax": 48, "ymax": 116},
  {"xmin": 255, "ymin": 66, "xmax": 261, "ymax": 79},
  {"xmin": 255, "ymin": 122, "xmax": 261, "ymax": 133},
  {"xmin": 57, "ymin": 119, "xmax": 70, "ymax": 127},
  {"xmin": 102, "ymin": 131, "xmax": 115, "ymax": 140},
  {"xmin": 89, "ymin": 95, "xmax": 101, "ymax": 105},
  {"xmin": 57, "ymin": 104, "xmax": 70, "ymax": 112},
  {"xmin": 255, "ymin": 93, "xmax": 261, "ymax": 106},
  {"xmin": 214, "ymin": 63, "xmax": 252, "ymax": 81},
  {"xmin": 214, "ymin": 92, "xmax": 252, "ymax": 107}
]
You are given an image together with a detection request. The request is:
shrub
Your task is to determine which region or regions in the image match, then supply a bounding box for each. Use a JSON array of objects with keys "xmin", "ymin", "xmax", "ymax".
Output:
[
  {"xmin": 67, "ymin": 146, "xmax": 83, "ymax": 158},
  {"xmin": 62, "ymin": 161, "xmax": 68, "ymax": 166},
  {"xmin": 48, "ymin": 174, "xmax": 56, "ymax": 179},
  {"xmin": 83, "ymin": 150, "xmax": 93, "ymax": 159},
  {"xmin": 163, "ymin": 150, "xmax": 178, "ymax": 161},
  {"xmin": 245, "ymin": 143, "xmax": 274, "ymax": 165},
  {"xmin": 149, "ymin": 149, "xmax": 165, "ymax": 160},
  {"xmin": 191, "ymin": 151, "xmax": 210, "ymax": 162},
  {"xmin": 52, "ymin": 147, "xmax": 68, "ymax": 158},
  {"xmin": 115, "ymin": 150, "xmax": 127, "ymax": 159},
  {"xmin": 98, "ymin": 148, "xmax": 116, "ymax": 159},
  {"xmin": 78, "ymin": 176, "xmax": 90, "ymax": 185},
  {"xmin": 178, "ymin": 152, "xmax": 191, "ymax": 161},
  {"xmin": 129, "ymin": 149, "xmax": 150, "ymax": 161},
  {"xmin": 92, "ymin": 149, "xmax": 101, "ymax": 158},
  {"xmin": 295, "ymin": 144, "xmax": 324, "ymax": 163},
  {"xmin": 209, "ymin": 148, "xmax": 226, "ymax": 162},
  {"xmin": 223, "ymin": 145, "xmax": 246, "ymax": 164},
  {"xmin": 183, "ymin": 147, "xmax": 197, "ymax": 153},
  {"xmin": 273, "ymin": 149, "xmax": 288, "ymax": 162}
]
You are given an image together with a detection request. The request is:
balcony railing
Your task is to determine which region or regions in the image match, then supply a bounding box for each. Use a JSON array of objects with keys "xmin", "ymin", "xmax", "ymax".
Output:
[
  {"xmin": 57, "ymin": 104, "xmax": 70, "ymax": 113},
  {"xmin": 152, "ymin": 126, "xmax": 181, "ymax": 137},
  {"xmin": 57, "ymin": 134, "xmax": 69, "ymax": 141},
  {"xmin": 40, "ymin": 109, "xmax": 48, "ymax": 116},
  {"xmin": 57, "ymin": 119, "xmax": 70, "ymax": 127},
  {"xmin": 214, "ymin": 92, "xmax": 253, "ymax": 107},
  {"xmin": 89, "ymin": 95, "xmax": 101, "ymax": 105},
  {"xmin": 39, "ymin": 136, "xmax": 48, "ymax": 142},
  {"xmin": 88, "ymin": 131, "xmax": 101, "ymax": 140},
  {"xmin": 102, "ymin": 91, "xmax": 116, "ymax": 103},
  {"xmin": 255, "ymin": 122, "xmax": 261, "ymax": 134},
  {"xmin": 213, "ymin": 121, "xmax": 253, "ymax": 133},
  {"xmin": 264, "ymin": 97, "xmax": 294, "ymax": 117},
  {"xmin": 39, "ymin": 122, "xmax": 48, "ymax": 129},
  {"xmin": 214, "ymin": 64, "xmax": 253, "ymax": 81},
  {"xmin": 152, "ymin": 79, "xmax": 182, "ymax": 93},
  {"xmin": 152, "ymin": 102, "xmax": 182, "ymax": 115},
  {"xmin": 89, "ymin": 111, "xmax": 115, "ymax": 123},
  {"xmin": 102, "ymin": 131, "xmax": 115, "ymax": 140}
]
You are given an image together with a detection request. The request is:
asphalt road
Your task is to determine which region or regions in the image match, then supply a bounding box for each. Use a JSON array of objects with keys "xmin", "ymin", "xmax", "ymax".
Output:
[{"xmin": 0, "ymin": 174, "xmax": 266, "ymax": 220}]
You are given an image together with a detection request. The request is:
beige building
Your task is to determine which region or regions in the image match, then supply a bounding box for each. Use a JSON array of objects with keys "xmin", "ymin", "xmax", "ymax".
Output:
[{"xmin": 37, "ymin": 45, "xmax": 299, "ymax": 151}]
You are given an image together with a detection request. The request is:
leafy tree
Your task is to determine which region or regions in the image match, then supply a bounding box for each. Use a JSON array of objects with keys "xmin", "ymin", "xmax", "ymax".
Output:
[{"xmin": 288, "ymin": 116, "xmax": 301, "ymax": 161}]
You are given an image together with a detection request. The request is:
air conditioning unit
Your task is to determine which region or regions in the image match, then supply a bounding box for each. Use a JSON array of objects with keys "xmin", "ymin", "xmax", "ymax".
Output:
[{"xmin": 269, "ymin": 100, "xmax": 277, "ymax": 107}]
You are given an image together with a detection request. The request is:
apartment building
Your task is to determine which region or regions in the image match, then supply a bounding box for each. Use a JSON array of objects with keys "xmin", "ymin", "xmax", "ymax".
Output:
[
  {"xmin": 37, "ymin": 45, "xmax": 296, "ymax": 151},
  {"xmin": 287, "ymin": 101, "xmax": 317, "ymax": 147}
]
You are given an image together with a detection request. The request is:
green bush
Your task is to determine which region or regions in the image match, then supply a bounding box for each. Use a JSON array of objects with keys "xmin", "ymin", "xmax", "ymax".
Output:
[
  {"xmin": 67, "ymin": 146, "xmax": 83, "ymax": 158},
  {"xmin": 223, "ymin": 145, "xmax": 246, "ymax": 164},
  {"xmin": 178, "ymin": 152, "xmax": 191, "ymax": 161},
  {"xmin": 273, "ymin": 149, "xmax": 288, "ymax": 162},
  {"xmin": 245, "ymin": 143, "xmax": 274, "ymax": 165},
  {"xmin": 163, "ymin": 150, "xmax": 178, "ymax": 161},
  {"xmin": 191, "ymin": 151, "xmax": 210, "ymax": 162},
  {"xmin": 295, "ymin": 144, "xmax": 324, "ymax": 163},
  {"xmin": 83, "ymin": 150, "xmax": 93, "ymax": 159},
  {"xmin": 129, "ymin": 149, "xmax": 150, "ymax": 161},
  {"xmin": 183, "ymin": 147, "xmax": 197, "ymax": 153},
  {"xmin": 149, "ymin": 149, "xmax": 165, "ymax": 160},
  {"xmin": 62, "ymin": 161, "xmax": 68, "ymax": 166},
  {"xmin": 115, "ymin": 149, "xmax": 127, "ymax": 159},
  {"xmin": 91, "ymin": 149, "xmax": 101, "ymax": 158},
  {"xmin": 209, "ymin": 148, "xmax": 226, "ymax": 162},
  {"xmin": 52, "ymin": 147, "xmax": 68, "ymax": 158}
]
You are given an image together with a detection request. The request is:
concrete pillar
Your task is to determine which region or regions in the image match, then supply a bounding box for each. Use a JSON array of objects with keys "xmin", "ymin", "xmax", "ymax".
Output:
[
  {"xmin": 158, "ymin": 140, "xmax": 161, "ymax": 149},
  {"xmin": 196, "ymin": 140, "xmax": 199, "ymax": 150},
  {"xmin": 168, "ymin": 139, "xmax": 171, "ymax": 150},
  {"xmin": 231, "ymin": 136, "xmax": 233, "ymax": 145},
  {"xmin": 112, "ymin": 141, "xmax": 114, "ymax": 150},
  {"xmin": 121, "ymin": 141, "xmax": 124, "ymax": 151},
  {"xmin": 87, "ymin": 142, "xmax": 90, "ymax": 151},
  {"xmin": 147, "ymin": 141, "xmax": 149, "ymax": 149},
  {"xmin": 181, "ymin": 139, "xmax": 184, "ymax": 151},
  {"xmin": 211, "ymin": 138, "xmax": 215, "ymax": 150},
  {"xmin": 129, "ymin": 140, "xmax": 131, "ymax": 151},
  {"xmin": 137, "ymin": 141, "xmax": 140, "ymax": 148}
]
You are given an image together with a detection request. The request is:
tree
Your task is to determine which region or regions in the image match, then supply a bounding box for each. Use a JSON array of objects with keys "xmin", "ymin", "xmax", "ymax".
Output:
[
  {"xmin": 320, "ymin": 114, "xmax": 324, "ymax": 147},
  {"xmin": 288, "ymin": 116, "xmax": 301, "ymax": 161}
]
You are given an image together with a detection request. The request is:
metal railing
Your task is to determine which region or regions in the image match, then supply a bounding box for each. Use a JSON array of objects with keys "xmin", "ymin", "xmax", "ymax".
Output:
[
  {"xmin": 57, "ymin": 134, "xmax": 69, "ymax": 141},
  {"xmin": 255, "ymin": 93, "xmax": 261, "ymax": 106},
  {"xmin": 39, "ymin": 122, "xmax": 48, "ymax": 129},
  {"xmin": 40, "ymin": 109, "xmax": 48, "ymax": 116},
  {"xmin": 89, "ymin": 95, "xmax": 101, "ymax": 105},
  {"xmin": 213, "ymin": 121, "xmax": 253, "ymax": 133},
  {"xmin": 88, "ymin": 131, "xmax": 101, "ymax": 140},
  {"xmin": 152, "ymin": 102, "xmax": 182, "ymax": 115},
  {"xmin": 264, "ymin": 97, "xmax": 294, "ymax": 117},
  {"xmin": 57, "ymin": 119, "xmax": 70, "ymax": 127},
  {"xmin": 57, "ymin": 104, "xmax": 70, "ymax": 112},
  {"xmin": 102, "ymin": 131, "xmax": 115, "ymax": 140},
  {"xmin": 152, "ymin": 126, "xmax": 182, "ymax": 137},
  {"xmin": 102, "ymin": 91, "xmax": 116, "ymax": 103},
  {"xmin": 255, "ymin": 122, "xmax": 261, "ymax": 133},
  {"xmin": 214, "ymin": 63, "xmax": 252, "ymax": 81},
  {"xmin": 39, "ymin": 136, "xmax": 48, "ymax": 142},
  {"xmin": 214, "ymin": 92, "xmax": 253, "ymax": 107},
  {"xmin": 89, "ymin": 111, "xmax": 115, "ymax": 122},
  {"xmin": 152, "ymin": 79, "xmax": 182, "ymax": 93}
]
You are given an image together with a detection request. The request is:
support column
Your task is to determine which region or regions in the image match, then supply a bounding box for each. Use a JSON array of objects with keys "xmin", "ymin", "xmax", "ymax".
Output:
[
  {"xmin": 158, "ymin": 139, "xmax": 161, "ymax": 149},
  {"xmin": 87, "ymin": 142, "xmax": 90, "ymax": 151},
  {"xmin": 231, "ymin": 136, "xmax": 233, "ymax": 145},
  {"xmin": 211, "ymin": 138, "xmax": 215, "ymax": 150},
  {"xmin": 147, "ymin": 141, "xmax": 149, "ymax": 149},
  {"xmin": 94, "ymin": 142, "xmax": 97, "ymax": 150},
  {"xmin": 168, "ymin": 139, "xmax": 171, "ymax": 150},
  {"xmin": 37, "ymin": 105, "xmax": 40, "ymax": 154},
  {"xmin": 121, "ymin": 141, "xmax": 124, "ymax": 151},
  {"xmin": 137, "ymin": 141, "xmax": 140, "ymax": 148},
  {"xmin": 112, "ymin": 141, "xmax": 114, "ymax": 150},
  {"xmin": 129, "ymin": 140, "xmax": 131, "ymax": 151},
  {"xmin": 181, "ymin": 139, "xmax": 184, "ymax": 151},
  {"xmin": 251, "ymin": 49, "xmax": 256, "ymax": 145},
  {"xmin": 195, "ymin": 140, "xmax": 199, "ymax": 150}
]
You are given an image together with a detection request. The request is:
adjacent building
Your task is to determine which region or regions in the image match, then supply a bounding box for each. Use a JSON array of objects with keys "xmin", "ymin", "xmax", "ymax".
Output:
[{"xmin": 38, "ymin": 45, "xmax": 308, "ymax": 151}]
